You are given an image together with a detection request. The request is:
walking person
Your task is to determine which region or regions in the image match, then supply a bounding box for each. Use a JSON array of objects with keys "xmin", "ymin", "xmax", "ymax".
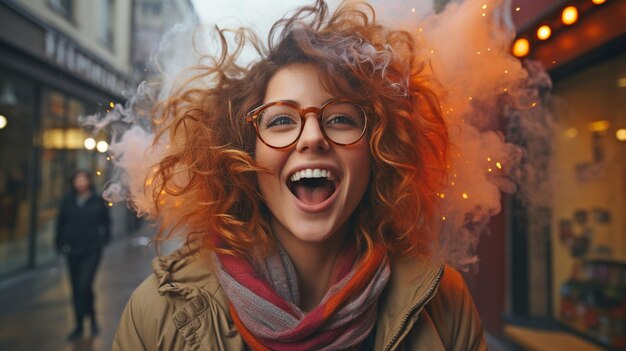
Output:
[{"xmin": 56, "ymin": 170, "xmax": 111, "ymax": 340}]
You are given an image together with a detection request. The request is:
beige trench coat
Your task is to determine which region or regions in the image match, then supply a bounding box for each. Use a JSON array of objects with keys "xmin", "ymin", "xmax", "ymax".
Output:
[{"xmin": 112, "ymin": 248, "xmax": 487, "ymax": 350}]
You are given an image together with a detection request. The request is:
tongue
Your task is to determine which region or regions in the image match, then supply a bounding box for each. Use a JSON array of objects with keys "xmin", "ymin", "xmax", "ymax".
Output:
[{"xmin": 294, "ymin": 183, "xmax": 334, "ymax": 204}]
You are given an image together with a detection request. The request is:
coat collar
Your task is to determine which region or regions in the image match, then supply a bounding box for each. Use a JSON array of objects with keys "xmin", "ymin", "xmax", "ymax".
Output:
[
  {"xmin": 153, "ymin": 247, "xmax": 444, "ymax": 350},
  {"xmin": 374, "ymin": 255, "xmax": 444, "ymax": 351}
]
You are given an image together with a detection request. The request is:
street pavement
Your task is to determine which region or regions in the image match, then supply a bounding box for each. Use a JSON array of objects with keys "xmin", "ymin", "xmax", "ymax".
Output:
[
  {"xmin": 0, "ymin": 224, "xmax": 167, "ymax": 351},
  {"xmin": 0, "ymin": 223, "xmax": 521, "ymax": 351}
]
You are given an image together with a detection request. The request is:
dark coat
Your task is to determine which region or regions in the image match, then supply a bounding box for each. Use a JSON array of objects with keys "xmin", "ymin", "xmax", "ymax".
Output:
[{"xmin": 55, "ymin": 193, "xmax": 111, "ymax": 256}]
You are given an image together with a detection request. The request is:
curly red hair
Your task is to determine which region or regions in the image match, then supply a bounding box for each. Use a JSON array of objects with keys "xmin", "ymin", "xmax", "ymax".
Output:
[{"xmin": 149, "ymin": 0, "xmax": 448, "ymax": 259}]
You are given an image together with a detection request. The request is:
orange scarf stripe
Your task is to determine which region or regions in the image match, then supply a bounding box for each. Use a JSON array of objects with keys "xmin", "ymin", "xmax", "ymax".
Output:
[
  {"xmin": 322, "ymin": 246, "xmax": 385, "ymax": 318},
  {"xmin": 229, "ymin": 304, "xmax": 272, "ymax": 351}
]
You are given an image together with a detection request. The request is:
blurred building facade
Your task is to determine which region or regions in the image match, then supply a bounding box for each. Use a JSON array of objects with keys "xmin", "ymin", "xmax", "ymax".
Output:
[
  {"xmin": 0, "ymin": 0, "xmax": 194, "ymax": 278},
  {"xmin": 470, "ymin": 0, "xmax": 626, "ymax": 349}
]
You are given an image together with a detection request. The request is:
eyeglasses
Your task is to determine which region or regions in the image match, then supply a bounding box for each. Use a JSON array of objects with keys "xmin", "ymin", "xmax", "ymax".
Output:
[{"xmin": 246, "ymin": 98, "xmax": 368, "ymax": 149}]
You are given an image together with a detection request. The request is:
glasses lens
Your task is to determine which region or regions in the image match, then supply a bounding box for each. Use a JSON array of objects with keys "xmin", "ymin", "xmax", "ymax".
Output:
[
  {"xmin": 257, "ymin": 103, "xmax": 302, "ymax": 148},
  {"xmin": 322, "ymin": 101, "xmax": 366, "ymax": 145}
]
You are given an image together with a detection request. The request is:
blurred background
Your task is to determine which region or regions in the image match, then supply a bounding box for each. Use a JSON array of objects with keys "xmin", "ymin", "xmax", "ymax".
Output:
[{"xmin": 0, "ymin": 0, "xmax": 624, "ymax": 350}]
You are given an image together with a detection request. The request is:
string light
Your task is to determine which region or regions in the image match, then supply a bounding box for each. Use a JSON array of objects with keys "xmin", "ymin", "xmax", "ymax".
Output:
[
  {"xmin": 96, "ymin": 170, "xmax": 102, "ymax": 176},
  {"xmin": 109, "ymin": 101, "xmax": 115, "ymax": 108},
  {"xmin": 488, "ymin": 168, "xmax": 493, "ymax": 172},
  {"xmin": 84, "ymin": 138, "xmax": 96, "ymax": 150},
  {"xmin": 462, "ymin": 193, "xmax": 469, "ymax": 200},
  {"xmin": 482, "ymin": 4, "xmax": 487, "ymax": 10},
  {"xmin": 537, "ymin": 25, "xmax": 552, "ymax": 40},
  {"xmin": 442, "ymin": 216, "xmax": 446, "ymax": 221},
  {"xmin": 616, "ymin": 129, "xmax": 626, "ymax": 141},
  {"xmin": 487, "ymin": 157, "xmax": 492, "ymax": 161},
  {"xmin": 107, "ymin": 202, "xmax": 113, "ymax": 207},
  {"xmin": 496, "ymin": 162, "xmax": 503, "ymax": 169},
  {"xmin": 440, "ymin": 193, "xmax": 446, "ymax": 199},
  {"xmin": 513, "ymin": 38, "xmax": 530, "ymax": 57},
  {"xmin": 562, "ymin": 6, "xmax": 578, "ymax": 25},
  {"xmin": 515, "ymin": 7, "xmax": 520, "ymax": 12},
  {"xmin": 591, "ymin": 0, "xmax": 606, "ymax": 5},
  {"xmin": 96, "ymin": 141, "xmax": 109, "ymax": 153}
]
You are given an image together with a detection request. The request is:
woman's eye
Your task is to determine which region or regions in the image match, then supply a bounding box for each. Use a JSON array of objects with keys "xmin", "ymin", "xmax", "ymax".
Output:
[
  {"xmin": 266, "ymin": 114, "xmax": 297, "ymax": 128},
  {"xmin": 326, "ymin": 114, "xmax": 357, "ymax": 126}
]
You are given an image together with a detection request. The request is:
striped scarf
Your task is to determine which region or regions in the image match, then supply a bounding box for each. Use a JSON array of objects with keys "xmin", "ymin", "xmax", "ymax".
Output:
[{"xmin": 212, "ymin": 244, "xmax": 390, "ymax": 351}]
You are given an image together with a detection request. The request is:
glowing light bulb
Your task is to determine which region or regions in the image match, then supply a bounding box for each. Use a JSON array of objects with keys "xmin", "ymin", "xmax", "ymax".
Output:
[
  {"xmin": 440, "ymin": 193, "xmax": 446, "ymax": 199},
  {"xmin": 0, "ymin": 115, "xmax": 7, "ymax": 129},
  {"xmin": 462, "ymin": 193, "xmax": 469, "ymax": 200},
  {"xmin": 515, "ymin": 7, "xmax": 520, "ymax": 12},
  {"xmin": 482, "ymin": 4, "xmax": 487, "ymax": 9},
  {"xmin": 592, "ymin": 0, "xmax": 606, "ymax": 4},
  {"xmin": 442, "ymin": 216, "xmax": 446, "ymax": 221},
  {"xmin": 109, "ymin": 101, "xmax": 115, "ymax": 108},
  {"xmin": 537, "ymin": 25, "xmax": 552, "ymax": 40},
  {"xmin": 411, "ymin": 8, "xmax": 415, "ymax": 12},
  {"xmin": 487, "ymin": 157, "xmax": 492, "ymax": 161},
  {"xmin": 108, "ymin": 202, "xmax": 113, "ymax": 207},
  {"xmin": 513, "ymin": 38, "xmax": 530, "ymax": 57},
  {"xmin": 84, "ymin": 138, "xmax": 96, "ymax": 150},
  {"xmin": 96, "ymin": 141, "xmax": 109, "ymax": 153},
  {"xmin": 562, "ymin": 6, "xmax": 578, "ymax": 25},
  {"xmin": 488, "ymin": 168, "xmax": 493, "ymax": 172},
  {"xmin": 96, "ymin": 170, "xmax": 102, "ymax": 176},
  {"xmin": 616, "ymin": 129, "xmax": 626, "ymax": 141},
  {"xmin": 496, "ymin": 162, "xmax": 502, "ymax": 169}
]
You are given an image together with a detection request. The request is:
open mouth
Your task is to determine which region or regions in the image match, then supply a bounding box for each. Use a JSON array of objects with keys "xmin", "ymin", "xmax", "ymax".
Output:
[{"xmin": 287, "ymin": 168, "xmax": 338, "ymax": 206}]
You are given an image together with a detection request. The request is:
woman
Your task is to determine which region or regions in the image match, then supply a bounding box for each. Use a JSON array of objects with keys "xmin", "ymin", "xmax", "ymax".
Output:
[
  {"xmin": 56, "ymin": 170, "xmax": 110, "ymax": 340},
  {"xmin": 114, "ymin": 1, "xmax": 486, "ymax": 350}
]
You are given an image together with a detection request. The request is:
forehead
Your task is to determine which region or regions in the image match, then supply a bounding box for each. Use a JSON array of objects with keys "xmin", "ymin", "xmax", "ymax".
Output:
[{"xmin": 263, "ymin": 63, "xmax": 335, "ymax": 105}]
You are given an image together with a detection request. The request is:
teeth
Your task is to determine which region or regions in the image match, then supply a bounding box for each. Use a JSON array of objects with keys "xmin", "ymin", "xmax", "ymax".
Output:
[{"xmin": 290, "ymin": 168, "xmax": 335, "ymax": 182}]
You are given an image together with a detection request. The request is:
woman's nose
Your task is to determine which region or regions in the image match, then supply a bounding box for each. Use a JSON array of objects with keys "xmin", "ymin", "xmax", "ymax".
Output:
[{"xmin": 295, "ymin": 114, "xmax": 330, "ymax": 152}]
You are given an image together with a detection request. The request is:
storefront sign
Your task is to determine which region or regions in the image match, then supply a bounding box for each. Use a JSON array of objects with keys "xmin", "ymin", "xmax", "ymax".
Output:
[{"xmin": 44, "ymin": 30, "xmax": 132, "ymax": 96}]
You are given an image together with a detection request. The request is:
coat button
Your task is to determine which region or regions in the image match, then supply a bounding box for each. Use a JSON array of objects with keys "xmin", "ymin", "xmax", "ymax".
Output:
[{"xmin": 175, "ymin": 311, "xmax": 189, "ymax": 324}]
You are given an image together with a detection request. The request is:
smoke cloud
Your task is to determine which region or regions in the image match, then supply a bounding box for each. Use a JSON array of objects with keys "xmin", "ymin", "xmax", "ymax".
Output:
[{"xmin": 81, "ymin": 0, "xmax": 554, "ymax": 269}]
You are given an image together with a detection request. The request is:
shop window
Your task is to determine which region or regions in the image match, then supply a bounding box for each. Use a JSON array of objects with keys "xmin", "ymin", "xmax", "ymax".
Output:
[
  {"xmin": 552, "ymin": 50, "xmax": 626, "ymax": 349},
  {"xmin": 37, "ymin": 90, "xmax": 101, "ymax": 266},
  {"xmin": 99, "ymin": 0, "xmax": 115, "ymax": 47},
  {"xmin": 0, "ymin": 71, "xmax": 35, "ymax": 276}
]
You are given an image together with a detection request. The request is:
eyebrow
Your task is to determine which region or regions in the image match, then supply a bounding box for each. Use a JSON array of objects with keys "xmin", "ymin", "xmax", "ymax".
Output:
[{"xmin": 277, "ymin": 98, "xmax": 336, "ymax": 107}]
